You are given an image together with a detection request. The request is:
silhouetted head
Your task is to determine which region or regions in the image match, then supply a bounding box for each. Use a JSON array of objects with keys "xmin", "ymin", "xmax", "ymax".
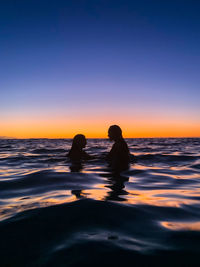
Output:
[
  {"xmin": 108, "ymin": 125, "xmax": 123, "ymax": 141},
  {"xmin": 72, "ymin": 134, "xmax": 86, "ymax": 149}
]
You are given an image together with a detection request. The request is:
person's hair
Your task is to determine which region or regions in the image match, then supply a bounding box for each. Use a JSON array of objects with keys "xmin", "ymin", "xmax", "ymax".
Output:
[
  {"xmin": 109, "ymin": 125, "xmax": 122, "ymax": 138},
  {"xmin": 72, "ymin": 134, "xmax": 86, "ymax": 148}
]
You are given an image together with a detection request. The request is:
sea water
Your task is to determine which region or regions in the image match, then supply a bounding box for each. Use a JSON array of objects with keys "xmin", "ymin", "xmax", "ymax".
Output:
[{"xmin": 0, "ymin": 138, "xmax": 200, "ymax": 266}]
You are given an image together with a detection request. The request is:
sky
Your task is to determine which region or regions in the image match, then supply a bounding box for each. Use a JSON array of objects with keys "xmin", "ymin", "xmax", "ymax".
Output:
[{"xmin": 0, "ymin": 0, "xmax": 200, "ymax": 138}]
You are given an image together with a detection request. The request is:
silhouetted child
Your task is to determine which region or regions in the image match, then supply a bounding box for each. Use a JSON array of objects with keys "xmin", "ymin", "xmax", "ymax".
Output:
[
  {"xmin": 106, "ymin": 125, "xmax": 130, "ymax": 172},
  {"xmin": 68, "ymin": 134, "xmax": 92, "ymax": 162}
]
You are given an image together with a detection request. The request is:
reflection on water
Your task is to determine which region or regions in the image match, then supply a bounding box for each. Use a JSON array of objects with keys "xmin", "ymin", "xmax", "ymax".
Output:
[
  {"xmin": 103, "ymin": 173, "xmax": 129, "ymax": 202},
  {"xmin": 161, "ymin": 221, "xmax": 200, "ymax": 231}
]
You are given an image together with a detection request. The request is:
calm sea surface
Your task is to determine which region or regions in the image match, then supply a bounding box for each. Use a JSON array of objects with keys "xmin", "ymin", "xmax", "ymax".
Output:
[{"xmin": 1, "ymin": 138, "xmax": 200, "ymax": 266}]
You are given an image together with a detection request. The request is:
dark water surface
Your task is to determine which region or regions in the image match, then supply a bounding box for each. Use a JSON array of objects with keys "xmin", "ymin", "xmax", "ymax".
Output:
[{"xmin": 1, "ymin": 138, "xmax": 200, "ymax": 266}]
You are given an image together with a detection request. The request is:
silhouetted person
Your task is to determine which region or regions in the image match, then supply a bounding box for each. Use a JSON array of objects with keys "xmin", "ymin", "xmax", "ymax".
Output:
[
  {"xmin": 106, "ymin": 125, "xmax": 130, "ymax": 172},
  {"xmin": 68, "ymin": 134, "xmax": 92, "ymax": 197},
  {"xmin": 68, "ymin": 134, "xmax": 92, "ymax": 163}
]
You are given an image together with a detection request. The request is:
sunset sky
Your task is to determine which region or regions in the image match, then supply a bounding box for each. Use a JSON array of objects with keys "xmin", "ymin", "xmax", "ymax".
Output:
[{"xmin": 1, "ymin": 0, "xmax": 200, "ymax": 138}]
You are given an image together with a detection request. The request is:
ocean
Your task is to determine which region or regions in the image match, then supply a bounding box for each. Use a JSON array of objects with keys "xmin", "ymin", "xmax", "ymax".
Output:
[{"xmin": 0, "ymin": 138, "xmax": 200, "ymax": 266}]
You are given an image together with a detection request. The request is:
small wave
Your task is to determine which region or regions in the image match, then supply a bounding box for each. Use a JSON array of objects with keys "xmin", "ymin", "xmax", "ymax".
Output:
[
  {"xmin": 0, "ymin": 170, "xmax": 102, "ymax": 198},
  {"xmin": 31, "ymin": 148, "xmax": 66, "ymax": 154},
  {"xmin": 0, "ymin": 155, "xmax": 27, "ymax": 162},
  {"xmin": 137, "ymin": 154, "xmax": 198, "ymax": 162},
  {"xmin": 191, "ymin": 164, "xmax": 200, "ymax": 169}
]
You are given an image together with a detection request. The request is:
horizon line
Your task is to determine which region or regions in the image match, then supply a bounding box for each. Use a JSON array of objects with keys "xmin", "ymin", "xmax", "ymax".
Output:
[{"xmin": 1, "ymin": 136, "xmax": 200, "ymax": 139}]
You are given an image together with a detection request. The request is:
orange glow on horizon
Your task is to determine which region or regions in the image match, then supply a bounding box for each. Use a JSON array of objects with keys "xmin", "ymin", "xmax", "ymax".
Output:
[{"xmin": 1, "ymin": 116, "xmax": 200, "ymax": 138}]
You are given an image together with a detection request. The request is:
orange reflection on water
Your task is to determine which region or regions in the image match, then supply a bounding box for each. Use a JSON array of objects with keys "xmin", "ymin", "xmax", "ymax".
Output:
[
  {"xmin": 161, "ymin": 221, "xmax": 200, "ymax": 231},
  {"xmin": 0, "ymin": 191, "xmax": 77, "ymax": 221},
  {"xmin": 82, "ymin": 188, "xmax": 110, "ymax": 200},
  {"xmin": 125, "ymin": 189, "xmax": 200, "ymax": 207}
]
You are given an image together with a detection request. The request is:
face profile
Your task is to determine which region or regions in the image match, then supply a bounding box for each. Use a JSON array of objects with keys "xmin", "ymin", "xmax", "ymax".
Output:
[{"xmin": 108, "ymin": 125, "xmax": 123, "ymax": 141}]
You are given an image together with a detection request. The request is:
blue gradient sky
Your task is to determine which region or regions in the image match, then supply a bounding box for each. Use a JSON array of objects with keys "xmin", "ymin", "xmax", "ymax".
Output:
[{"xmin": 1, "ymin": 0, "xmax": 200, "ymax": 137}]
